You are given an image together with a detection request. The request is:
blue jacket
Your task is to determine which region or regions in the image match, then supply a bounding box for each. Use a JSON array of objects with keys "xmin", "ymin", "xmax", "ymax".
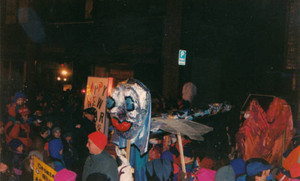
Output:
[{"xmin": 48, "ymin": 139, "xmax": 65, "ymax": 171}]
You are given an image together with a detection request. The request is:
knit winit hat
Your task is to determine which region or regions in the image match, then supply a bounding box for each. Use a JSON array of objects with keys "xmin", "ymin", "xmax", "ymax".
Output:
[
  {"xmin": 8, "ymin": 139, "xmax": 24, "ymax": 151},
  {"xmin": 28, "ymin": 150, "xmax": 44, "ymax": 161},
  {"xmin": 88, "ymin": 131, "xmax": 107, "ymax": 150},
  {"xmin": 52, "ymin": 127, "xmax": 61, "ymax": 135},
  {"xmin": 54, "ymin": 168, "xmax": 77, "ymax": 181}
]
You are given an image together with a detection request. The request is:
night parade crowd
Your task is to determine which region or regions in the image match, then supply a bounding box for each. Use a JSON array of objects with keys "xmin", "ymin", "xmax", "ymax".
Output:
[{"xmin": 0, "ymin": 87, "xmax": 300, "ymax": 181}]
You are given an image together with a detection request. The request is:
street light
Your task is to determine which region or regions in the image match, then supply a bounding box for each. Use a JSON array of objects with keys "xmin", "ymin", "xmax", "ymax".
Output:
[
  {"xmin": 61, "ymin": 70, "xmax": 68, "ymax": 76},
  {"xmin": 57, "ymin": 77, "xmax": 61, "ymax": 81},
  {"xmin": 63, "ymin": 78, "xmax": 67, "ymax": 81}
]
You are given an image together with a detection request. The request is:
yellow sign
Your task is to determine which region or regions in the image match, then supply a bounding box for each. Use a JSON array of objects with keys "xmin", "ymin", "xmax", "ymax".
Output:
[{"xmin": 33, "ymin": 156, "xmax": 56, "ymax": 181}]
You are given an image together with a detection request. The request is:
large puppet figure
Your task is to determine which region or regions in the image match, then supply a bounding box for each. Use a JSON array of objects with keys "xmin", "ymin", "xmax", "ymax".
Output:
[
  {"xmin": 106, "ymin": 78, "xmax": 151, "ymax": 181},
  {"xmin": 236, "ymin": 97, "xmax": 293, "ymax": 166}
]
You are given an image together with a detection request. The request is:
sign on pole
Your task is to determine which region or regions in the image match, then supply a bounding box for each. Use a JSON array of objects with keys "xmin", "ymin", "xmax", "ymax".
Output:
[
  {"xmin": 178, "ymin": 49, "xmax": 187, "ymax": 66},
  {"xmin": 84, "ymin": 77, "xmax": 114, "ymax": 135}
]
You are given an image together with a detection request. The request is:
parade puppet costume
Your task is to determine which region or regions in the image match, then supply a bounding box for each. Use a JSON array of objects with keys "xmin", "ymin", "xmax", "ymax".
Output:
[
  {"xmin": 107, "ymin": 79, "xmax": 151, "ymax": 181},
  {"xmin": 236, "ymin": 97, "xmax": 293, "ymax": 166}
]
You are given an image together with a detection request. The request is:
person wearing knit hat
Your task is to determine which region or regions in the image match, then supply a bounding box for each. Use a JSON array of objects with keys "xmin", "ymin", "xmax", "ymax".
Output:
[
  {"xmin": 82, "ymin": 131, "xmax": 118, "ymax": 181},
  {"xmin": 49, "ymin": 139, "xmax": 65, "ymax": 171},
  {"xmin": 63, "ymin": 132, "xmax": 78, "ymax": 168},
  {"xmin": 21, "ymin": 150, "xmax": 44, "ymax": 181},
  {"xmin": 54, "ymin": 168, "xmax": 77, "ymax": 181},
  {"xmin": 74, "ymin": 107, "xmax": 97, "ymax": 163},
  {"xmin": 8, "ymin": 139, "xmax": 25, "ymax": 180},
  {"xmin": 215, "ymin": 165, "xmax": 236, "ymax": 181},
  {"xmin": 230, "ymin": 158, "xmax": 246, "ymax": 177},
  {"xmin": 52, "ymin": 127, "xmax": 61, "ymax": 139}
]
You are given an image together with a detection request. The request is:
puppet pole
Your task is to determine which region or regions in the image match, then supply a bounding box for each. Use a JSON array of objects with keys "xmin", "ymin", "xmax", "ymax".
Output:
[
  {"xmin": 126, "ymin": 139, "xmax": 131, "ymax": 162},
  {"xmin": 177, "ymin": 132, "xmax": 186, "ymax": 176}
]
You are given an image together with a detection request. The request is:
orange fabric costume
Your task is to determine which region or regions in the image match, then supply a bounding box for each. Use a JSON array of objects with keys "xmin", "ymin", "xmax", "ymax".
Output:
[
  {"xmin": 236, "ymin": 97, "xmax": 293, "ymax": 166},
  {"xmin": 4, "ymin": 121, "xmax": 32, "ymax": 150}
]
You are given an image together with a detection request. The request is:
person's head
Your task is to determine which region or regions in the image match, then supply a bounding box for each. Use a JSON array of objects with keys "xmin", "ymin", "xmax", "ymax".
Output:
[
  {"xmin": 19, "ymin": 107, "xmax": 30, "ymax": 122},
  {"xmin": 86, "ymin": 131, "xmax": 107, "ymax": 155},
  {"xmin": 40, "ymin": 125, "xmax": 49, "ymax": 138},
  {"xmin": 28, "ymin": 150, "xmax": 43, "ymax": 170},
  {"xmin": 0, "ymin": 121, "xmax": 4, "ymax": 134},
  {"xmin": 83, "ymin": 107, "xmax": 97, "ymax": 122},
  {"xmin": 246, "ymin": 158, "xmax": 271, "ymax": 181},
  {"xmin": 14, "ymin": 92, "xmax": 26, "ymax": 105},
  {"xmin": 215, "ymin": 165, "xmax": 235, "ymax": 181},
  {"xmin": 52, "ymin": 127, "xmax": 61, "ymax": 138},
  {"xmin": 46, "ymin": 120, "xmax": 53, "ymax": 129},
  {"xmin": 63, "ymin": 132, "xmax": 72, "ymax": 142},
  {"xmin": 8, "ymin": 139, "xmax": 24, "ymax": 153},
  {"xmin": 49, "ymin": 139, "xmax": 64, "ymax": 159},
  {"xmin": 230, "ymin": 158, "xmax": 246, "ymax": 177}
]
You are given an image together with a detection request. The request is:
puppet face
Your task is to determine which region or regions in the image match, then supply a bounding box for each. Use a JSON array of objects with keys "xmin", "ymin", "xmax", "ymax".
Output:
[{"xmin": 106, "ymin": 79, "xmax": 150, "ymax": 139}]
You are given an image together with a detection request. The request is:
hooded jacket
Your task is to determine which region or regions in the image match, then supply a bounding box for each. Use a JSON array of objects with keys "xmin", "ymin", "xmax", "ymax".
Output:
[{"xmin": 48, "ymin": 139, "xmax": 65, "ymax": 171}]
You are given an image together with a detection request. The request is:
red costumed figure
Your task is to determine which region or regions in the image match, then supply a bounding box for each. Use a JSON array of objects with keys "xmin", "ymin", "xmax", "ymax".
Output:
[{"xmin": 236, "ymin": 97, "xmax": 293, "ymax": 166}]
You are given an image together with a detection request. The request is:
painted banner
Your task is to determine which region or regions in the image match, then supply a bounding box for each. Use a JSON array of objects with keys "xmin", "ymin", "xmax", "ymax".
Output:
[
  {"xmin": 33, "ymin": 156, "xmax": 56, "ymax": 181},
  {"xmin": 84, "ymin": 77, "xmax": 114, "ymax": 135}
]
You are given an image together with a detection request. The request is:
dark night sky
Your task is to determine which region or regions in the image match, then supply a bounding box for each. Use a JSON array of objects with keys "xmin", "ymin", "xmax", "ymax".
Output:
[
  {"xmin": 178, "ymin": 0, "xmax": 292, "ymax": 106},
  {"xmin": 2, "ymin": 0, "xmax": 295, "ymax": 108}
]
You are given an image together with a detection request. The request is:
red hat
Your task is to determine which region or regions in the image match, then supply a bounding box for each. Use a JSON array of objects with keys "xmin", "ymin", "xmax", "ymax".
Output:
[
  {"xmin": 88, "ymin": 131, "xmax": 107, "ymax": 150},
  {"xmin": 19, "ymin": 107, "xmax": 30, "ymax": 115}
]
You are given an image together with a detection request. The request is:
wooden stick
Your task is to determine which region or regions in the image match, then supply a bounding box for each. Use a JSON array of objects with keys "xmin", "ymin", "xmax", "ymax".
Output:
[
  {"xmin": 282, "ymin": 130, "xmax": 286, "ymax": 163},
  {"xmin": 126, "ymin": 139, "xmax": 131, "ymax": 162},
  {"xmin": 177, "ymin": 132, "xmax": 186, "ymax": 176}
]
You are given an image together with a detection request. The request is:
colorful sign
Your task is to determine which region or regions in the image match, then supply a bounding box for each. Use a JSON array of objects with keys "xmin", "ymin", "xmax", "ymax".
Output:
[
  {"xmin": 84, "ymin": 77, "xmax": 114, "ymax": 135},
  {"xmin": 33, "ymin": 156, "xmax": 56, "ymax": 181}
]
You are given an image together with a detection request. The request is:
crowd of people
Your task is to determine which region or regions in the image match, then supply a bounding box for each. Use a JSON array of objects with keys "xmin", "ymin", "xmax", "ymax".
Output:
[{"xmin": 0, "ymin": 89, "xmax": 300, "ymax": 181}]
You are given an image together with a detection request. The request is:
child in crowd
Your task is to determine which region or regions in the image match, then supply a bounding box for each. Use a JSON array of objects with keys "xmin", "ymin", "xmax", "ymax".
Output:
[
  {"xmin": 43, "ymin": 119, "xmax": 54, "ymax": 139},
  {"xmin": 21, "ymin": 150, "xmax": 44, "ymax": 181},
  {"xmin": 31, "ymin": 125, "xmax": 49, "ymax": 156},
  {"xmin": 52, "ymin": 127, "xmax": 61, "ymax": 139},
  {"xmin": 49, "ymin": 138, "xmax": 65, "ymax": 171},
  {"xmin": 8, "ymin": 139, "xmax": 25, "ymax": 181},
  {"xmin": 63, "ymin": 132, "xmax": 78, "ymax": 169}
]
